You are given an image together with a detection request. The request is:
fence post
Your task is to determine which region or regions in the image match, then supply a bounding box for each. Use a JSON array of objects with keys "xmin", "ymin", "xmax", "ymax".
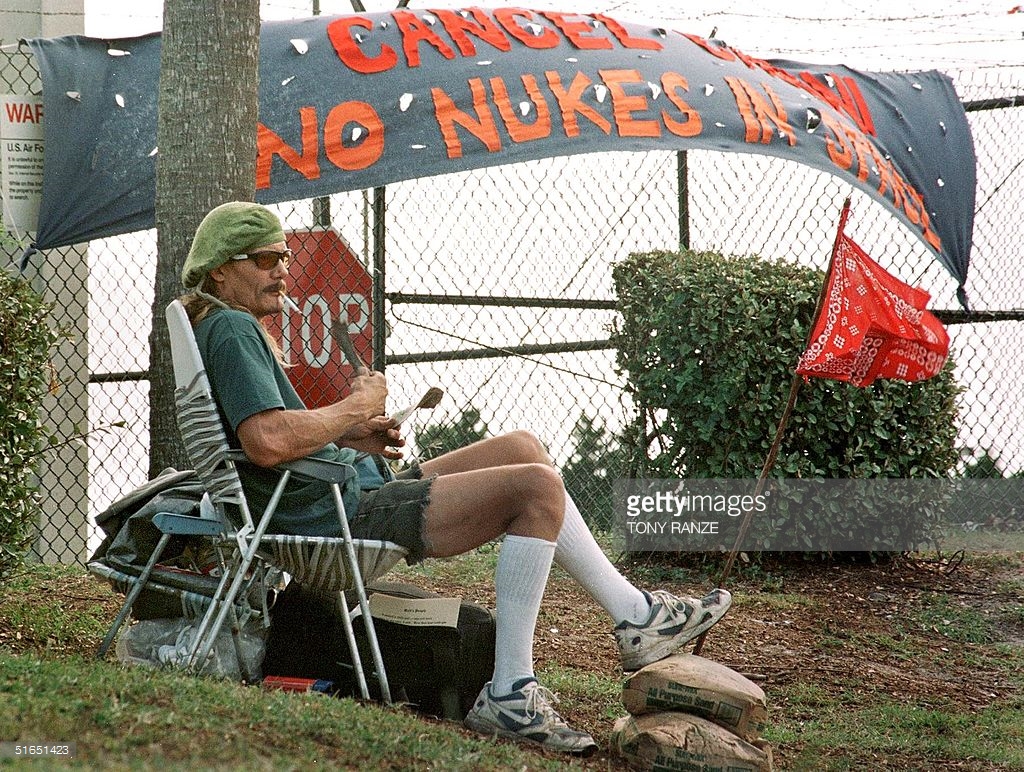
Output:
[
  {"xmin": 371, "ymin": 186, "xmax": 387, "ymax": 372},
  {"xmin": 677, "ymin": 150, "xmax": 690, "ymax": 251}
]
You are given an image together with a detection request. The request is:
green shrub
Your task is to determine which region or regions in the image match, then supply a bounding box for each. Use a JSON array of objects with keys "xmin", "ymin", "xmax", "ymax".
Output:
[
  {"xmin": 0, "ymin": 270, "xmax": 60, "ymax": 575},
  {"xmin": 611, "ymin": 249, "xmax": 960, "ymax": 551}
]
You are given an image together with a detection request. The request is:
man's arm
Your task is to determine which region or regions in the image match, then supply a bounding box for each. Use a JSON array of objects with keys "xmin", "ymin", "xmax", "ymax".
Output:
[{"xmin": 236, "ymin": 371, "xmax": 387, "ymax": 467}]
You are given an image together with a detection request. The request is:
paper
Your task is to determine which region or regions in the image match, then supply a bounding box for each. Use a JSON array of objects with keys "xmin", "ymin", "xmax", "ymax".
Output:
[{"xmin": 368, "ymin": 593, "xmax": 461, "ymax": 628}]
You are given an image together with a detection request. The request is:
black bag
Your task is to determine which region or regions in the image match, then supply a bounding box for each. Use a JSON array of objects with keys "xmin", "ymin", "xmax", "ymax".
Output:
[
  {"xmin": 89, "ymin": 468, "xmax": 218, "ymax": 620},
  {"xmin": 262, "ymin": 580, "xmax": 495, "ymax": 720}
]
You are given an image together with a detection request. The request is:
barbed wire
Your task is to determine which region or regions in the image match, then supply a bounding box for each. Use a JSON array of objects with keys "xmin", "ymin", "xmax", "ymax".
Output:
[{"xmin": 389, "ymin": 311, "xmax": 624, "ymax": 390}]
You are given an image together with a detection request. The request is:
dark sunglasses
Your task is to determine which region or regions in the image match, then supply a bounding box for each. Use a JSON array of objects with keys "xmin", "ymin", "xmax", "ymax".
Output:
[{"xmin": 231, "ymin": 249, "xmax": 292, "ymax": 270}]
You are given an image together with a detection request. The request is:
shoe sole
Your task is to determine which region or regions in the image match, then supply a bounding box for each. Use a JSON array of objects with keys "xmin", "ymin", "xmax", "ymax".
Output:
[
  {"xmin": 621, "ymin": 595, "xmax": 733, "ymax": 671},
  {"xmin": 464, "ymin": 714, "xmax": 598, "ymax": 755}
]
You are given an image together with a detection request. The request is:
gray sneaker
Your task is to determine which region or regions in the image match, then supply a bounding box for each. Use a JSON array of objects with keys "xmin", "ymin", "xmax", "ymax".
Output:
[
  {"xmin": 464, "ymin": 678, "xmax": 598, "ymax": 754},
  {"xmin": 615, "ymin": 588, "xmax": 732, "ymax": 671}
]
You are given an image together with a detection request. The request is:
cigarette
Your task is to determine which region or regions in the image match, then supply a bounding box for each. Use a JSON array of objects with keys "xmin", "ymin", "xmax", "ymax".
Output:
[{"xmin": 282, "ymin": 294, "xmax": 301, "ymax": 313}]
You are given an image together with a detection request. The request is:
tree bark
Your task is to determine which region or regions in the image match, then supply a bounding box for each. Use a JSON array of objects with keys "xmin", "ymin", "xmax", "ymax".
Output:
[{"xmin": 149, "ymin": 0, "xmax": 261, "ymax": 476}]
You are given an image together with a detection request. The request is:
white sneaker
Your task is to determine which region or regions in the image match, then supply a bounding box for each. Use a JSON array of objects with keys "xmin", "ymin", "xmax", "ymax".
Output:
[
  {"xmin": 464, "ymin": 678, "xmax": 598, "ymax": 754},
  {"xmin": 615, "ymin": 588, "xmax": 732, "ymax": 671}
]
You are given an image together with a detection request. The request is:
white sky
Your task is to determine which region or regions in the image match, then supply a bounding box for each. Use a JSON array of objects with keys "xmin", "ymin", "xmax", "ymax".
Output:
[{"xmin": 84, "ymin": 1, "xmax": 1024, "ymax": 71}]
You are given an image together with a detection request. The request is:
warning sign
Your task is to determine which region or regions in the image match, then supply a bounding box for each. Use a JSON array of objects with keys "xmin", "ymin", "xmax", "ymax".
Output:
[{"xmin": 1, "ymin": 95, "xmax": 45, "ymax": 233}]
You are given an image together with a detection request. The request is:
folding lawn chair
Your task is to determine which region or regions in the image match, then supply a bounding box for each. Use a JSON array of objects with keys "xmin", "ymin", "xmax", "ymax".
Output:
[
  {"xmin": 89, "ymin": 472, "xmax": 275, "ymax": 682},
  {"xmin": 158, "ymin": 299, "xmax": 407, "ymax": 701}
]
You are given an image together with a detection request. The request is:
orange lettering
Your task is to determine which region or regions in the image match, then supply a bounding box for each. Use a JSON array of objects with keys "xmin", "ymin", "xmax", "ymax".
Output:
[
  {"xmin": 821, "ymin": 115, "xmax": 941, "ymax": 251},
  {"xmin": 490, "ymin": 75, "xmax": 552, "ymax": 143},
  {"xmin": 393, "ymin": 9, "xmax": 456, "ymax": 67},
  {"xmin": 256, "ymin": 106, "xmax": 320, "ymax": 189},
  {"xmin": 493, "ymin": 9, "xmax": 560, "ymax": 48},
  {"xmin": 542, "ymin": 11, "xmax": 612, "ymax": 49},
  {"xmin": 592, "ymin": 13, "xmax": 662, "ymax": 50},
  {"xmin": 725, "ymin": 76, "xmax": 795, "ymax": 146},
  {"xmin": 799, "ymin": 72, "xmax": 875, "ymax": 136},
  {"xmin": 432, "ymin": 8, "xmax": 511, "ymax": 56},
  {"xmin": 601, "ymin": 69, "xmax": 659, "ymax": 138},
  {"xmin": 661, "ymin": 72, "xmax": 702, "ymax": 137},
  {"xmin": 432, "ymin": 78, "xmax": 501, "ymax": 158},
  {"xmin": 323, "ymin": 102, "xmax": 384, "ymax": 171},
  {"xmin": 326, "ymin": 17, "xmax": 396, "ymax": 73},
  {"xmin": 545, "ymin": 70, "xmax": 612, "ymax": 138},
  {"xmin": 821, "ymin": 113, "xmax": 853, "ymax": 169},
  {"xmin": 681, "ymin": 33, "xmax": 736, "ymax": 61}
]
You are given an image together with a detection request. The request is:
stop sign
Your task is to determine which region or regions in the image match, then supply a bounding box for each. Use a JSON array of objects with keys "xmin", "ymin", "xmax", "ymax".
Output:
[{"xmin": 265, "ymin": 228, "xmax": 372, "ymax": 408}]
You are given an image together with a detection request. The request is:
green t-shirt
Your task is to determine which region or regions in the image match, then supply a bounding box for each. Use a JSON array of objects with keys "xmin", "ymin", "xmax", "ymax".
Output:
[{"xmin": 192, "ymin": 308, "xmax": 360, "ymax": 535}]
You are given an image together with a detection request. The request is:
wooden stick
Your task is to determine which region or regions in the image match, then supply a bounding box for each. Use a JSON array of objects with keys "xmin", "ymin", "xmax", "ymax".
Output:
[
  {"xmin": 691, "ymin": 197, "xmax": 851, "ymax": 656},
  {"xmin": 330, "ymin": 315, "xmax": 368, "ymax": 375}
]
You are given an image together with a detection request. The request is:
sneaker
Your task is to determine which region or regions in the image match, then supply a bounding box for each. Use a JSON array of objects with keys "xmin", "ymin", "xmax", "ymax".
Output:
[
  {"xmin": 464, "ymin": 678, "xmax": 598, "ymax": 754},
  {"xmin": 615, "ymin": 588, "xmax": 732, "ymax": 671}
]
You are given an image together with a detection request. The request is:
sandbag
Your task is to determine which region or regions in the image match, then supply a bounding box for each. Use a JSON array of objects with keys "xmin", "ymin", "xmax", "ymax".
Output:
[
  {"xmin": 622, "ymin": 653, "xmax": 767, "ymax": 742},
  {"xmin": 613, "ymin": 712, "xmax": 773, "ymax": 772}
]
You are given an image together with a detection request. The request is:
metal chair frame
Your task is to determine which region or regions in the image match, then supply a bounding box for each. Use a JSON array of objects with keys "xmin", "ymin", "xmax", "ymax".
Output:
[{"xmin": 131, "ymin": 299, "xmax": 406, "ymax": 702}]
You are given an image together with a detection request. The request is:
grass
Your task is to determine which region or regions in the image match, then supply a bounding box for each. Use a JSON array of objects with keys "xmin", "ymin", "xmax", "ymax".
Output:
[
  {"xmin": 0, "ymin": 653, "xmax": 574, "ymax": 770},
  {"xmin": 769, "ymin": 694, "xmax": 1024, "ymax": 771},
  {"xmin": 3, "ymin": 552, "xmax": 1024, "ymax": 770}
]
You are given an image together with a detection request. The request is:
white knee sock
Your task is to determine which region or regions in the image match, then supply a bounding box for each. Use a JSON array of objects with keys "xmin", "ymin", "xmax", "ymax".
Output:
[
  {"xmin": 491, "ymin": 534, "xmax": 556, "ymax": 695},
  {"xmin": 554, "ymin": 492, "xmax": 650, "ymax": 625}
]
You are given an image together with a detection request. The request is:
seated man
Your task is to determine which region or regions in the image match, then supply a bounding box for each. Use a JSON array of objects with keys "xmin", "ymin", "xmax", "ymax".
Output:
[{"xmin": 179, "ymin": 201, "xmax": 732, "ymax": 754}]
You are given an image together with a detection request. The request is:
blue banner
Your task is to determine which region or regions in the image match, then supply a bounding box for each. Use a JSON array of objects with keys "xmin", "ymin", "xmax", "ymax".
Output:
[{"xmin": 27, "ymin": 8, "xmax": 975, "ymax": 289}]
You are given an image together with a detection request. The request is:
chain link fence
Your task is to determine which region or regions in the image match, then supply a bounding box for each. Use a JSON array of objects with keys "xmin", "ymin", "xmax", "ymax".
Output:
[{"xmin": 2, "ymin": 39, "xmax": 1022, "ymax": 565}]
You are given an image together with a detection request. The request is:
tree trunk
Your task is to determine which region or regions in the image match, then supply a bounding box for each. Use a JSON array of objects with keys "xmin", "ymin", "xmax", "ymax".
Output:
[{"xmin": 149, "ymin": 0, "xmax": 261, "ymax": 476}]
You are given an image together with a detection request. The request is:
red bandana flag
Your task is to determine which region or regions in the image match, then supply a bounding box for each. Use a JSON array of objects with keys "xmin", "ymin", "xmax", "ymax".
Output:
[{"xmin": 796, "ymin": 208, "xmax": 950, "ymax": 387}]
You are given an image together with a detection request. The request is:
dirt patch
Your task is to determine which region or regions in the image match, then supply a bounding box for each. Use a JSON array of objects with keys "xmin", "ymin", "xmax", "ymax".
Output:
[{"xmin": 411, "ymin": 553, "xmax": 1024, "ymax": 769}]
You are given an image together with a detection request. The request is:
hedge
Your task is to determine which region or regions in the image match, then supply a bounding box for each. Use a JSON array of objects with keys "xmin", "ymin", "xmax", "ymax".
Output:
[
  {"xmin": 1, "ymin": 270, "xmax": 60, "ymax": 575},
  {"xmin": 611, "ymin": 249, "xmax": 961, "ymax": 552}
]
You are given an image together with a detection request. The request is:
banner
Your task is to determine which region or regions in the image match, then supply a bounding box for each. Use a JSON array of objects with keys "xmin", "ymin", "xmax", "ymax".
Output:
[{"xmin": 26, "ymin": 8, "xmax": 975, "ymax": 289}]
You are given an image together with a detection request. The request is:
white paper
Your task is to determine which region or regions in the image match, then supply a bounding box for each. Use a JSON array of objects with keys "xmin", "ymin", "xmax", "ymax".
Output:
[{"xmin": 368, "ymin": 593, "xmax": 461, "ymax": 628}]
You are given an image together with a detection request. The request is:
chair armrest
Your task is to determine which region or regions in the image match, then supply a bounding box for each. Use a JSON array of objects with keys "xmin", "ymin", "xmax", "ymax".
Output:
[
  {"xmin": 152, "ymin": 511, "xmax": 224, "ymax": 537},
  {"xmin": 224, "ymin": 448, "xmax": 356, "ymax": 485},
  {"xmin": 277, "ymin": 456, "xmax": 357, "ymax": 485}
]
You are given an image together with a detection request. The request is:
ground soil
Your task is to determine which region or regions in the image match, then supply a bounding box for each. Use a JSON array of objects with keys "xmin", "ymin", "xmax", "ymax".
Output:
[
  {"xmin": 414, "ymin": 552, "xmax": 1024, "ymax": 770},
  {"xmin": 3, "ymin": 552, "xmax": 1022, "ymax": 770}
]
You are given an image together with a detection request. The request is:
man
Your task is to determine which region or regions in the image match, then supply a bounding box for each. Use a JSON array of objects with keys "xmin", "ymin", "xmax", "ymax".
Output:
[{"xmin": 179, "ymin": 201, "xmax": 732, "ymax": 754}]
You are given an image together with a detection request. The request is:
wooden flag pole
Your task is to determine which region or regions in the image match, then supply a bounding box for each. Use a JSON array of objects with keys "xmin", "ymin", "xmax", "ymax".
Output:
[{"xmin": 692, "ymin": 197, "xmax": 851, "ymax": 656}]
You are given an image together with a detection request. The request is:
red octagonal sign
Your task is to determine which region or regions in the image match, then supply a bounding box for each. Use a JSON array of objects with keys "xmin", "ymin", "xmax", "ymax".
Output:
[{"xmin": 265, "ymin": 228, "xmax": 372, "ymax": 409}]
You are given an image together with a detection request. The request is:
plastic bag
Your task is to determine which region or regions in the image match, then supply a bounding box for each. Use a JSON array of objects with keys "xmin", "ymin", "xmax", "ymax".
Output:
[{"xmin": 116, "ymin": 616, "xmax": 266, "ymax": 681}]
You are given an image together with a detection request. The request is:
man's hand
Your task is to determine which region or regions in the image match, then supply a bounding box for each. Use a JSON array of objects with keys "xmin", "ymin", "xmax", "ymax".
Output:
[
  {"xmin": 348, "ymin": 370, "xmax": 388, "ymax": 417},
  {"xmin": 338, "ymin": 415, "xmax": 405, "ymax": 459}
]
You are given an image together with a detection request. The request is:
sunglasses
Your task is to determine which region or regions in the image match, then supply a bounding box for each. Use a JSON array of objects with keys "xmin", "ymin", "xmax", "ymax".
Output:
[{"xmin": 231, "ymin": 249, "xmax": 293, "ymax": 270}]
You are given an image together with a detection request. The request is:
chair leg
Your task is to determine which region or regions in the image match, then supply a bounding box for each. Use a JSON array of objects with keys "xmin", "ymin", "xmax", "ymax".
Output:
[
  {"xmin": 335, "ymin": 593, "xmax": 371, "ymax": 700},
  {"xmin": 182, "ymin": 544, "xmax": 236, "ymax": 668},
  {"xmin": 96, "ymin": 533, "xmax": 172, "ymax": 659},
  {"xmin": 188, "ymin": 475, "xmax": 290, "ymax": 673},
  {"xmin": 330, "ymin": 484, "xmax": 393, "ymax": 705}
]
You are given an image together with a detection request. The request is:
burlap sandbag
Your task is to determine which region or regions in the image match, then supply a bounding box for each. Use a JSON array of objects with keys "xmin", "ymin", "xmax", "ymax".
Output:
[
  {"xmin": 621, "ymin": 653, "xmax": 767, "ymax": 742},
  {"xmin": 613, "ymin": 712, "xmax": 773, "ymax": 772}
]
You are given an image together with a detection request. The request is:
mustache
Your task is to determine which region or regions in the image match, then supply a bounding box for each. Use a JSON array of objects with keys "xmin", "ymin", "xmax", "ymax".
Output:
[{"xmin": 268, "ymin": 282, "xmax": 287, "ymax": 294}]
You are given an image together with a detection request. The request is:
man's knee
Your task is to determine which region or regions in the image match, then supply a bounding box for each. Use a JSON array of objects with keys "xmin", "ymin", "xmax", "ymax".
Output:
[
  {"xmin": 502, "ymin": 430, "xmax": 552, "ymax": 465},
  {"xmin": 517, "ymin": 462, "xmax": 565, "ymax": 529}
]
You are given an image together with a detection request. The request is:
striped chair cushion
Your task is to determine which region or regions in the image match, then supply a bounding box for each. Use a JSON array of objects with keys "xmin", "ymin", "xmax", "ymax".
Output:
[
  {"xmin": 175, "ymin": 372, "xmax": 245, "ymax": 508},
  {"xmin": 259, "ymin": 536, "xmax": 407, "ymax": 590}
]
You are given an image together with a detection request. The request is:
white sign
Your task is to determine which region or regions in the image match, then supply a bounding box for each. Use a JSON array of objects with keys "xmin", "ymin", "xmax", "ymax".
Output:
[
  {"xmin": 368, "ymin": 593, "xmax": 462, "ymax": 628},
  {"xmin": 1, "ymin": 95, "xmax": 45, "ymax": 233}
]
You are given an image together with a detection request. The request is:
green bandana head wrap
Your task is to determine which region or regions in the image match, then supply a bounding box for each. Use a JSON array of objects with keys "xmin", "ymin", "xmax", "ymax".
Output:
[{"xmin": 181, "ymin": 201, "xmax": 286, "ymax": 289}]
